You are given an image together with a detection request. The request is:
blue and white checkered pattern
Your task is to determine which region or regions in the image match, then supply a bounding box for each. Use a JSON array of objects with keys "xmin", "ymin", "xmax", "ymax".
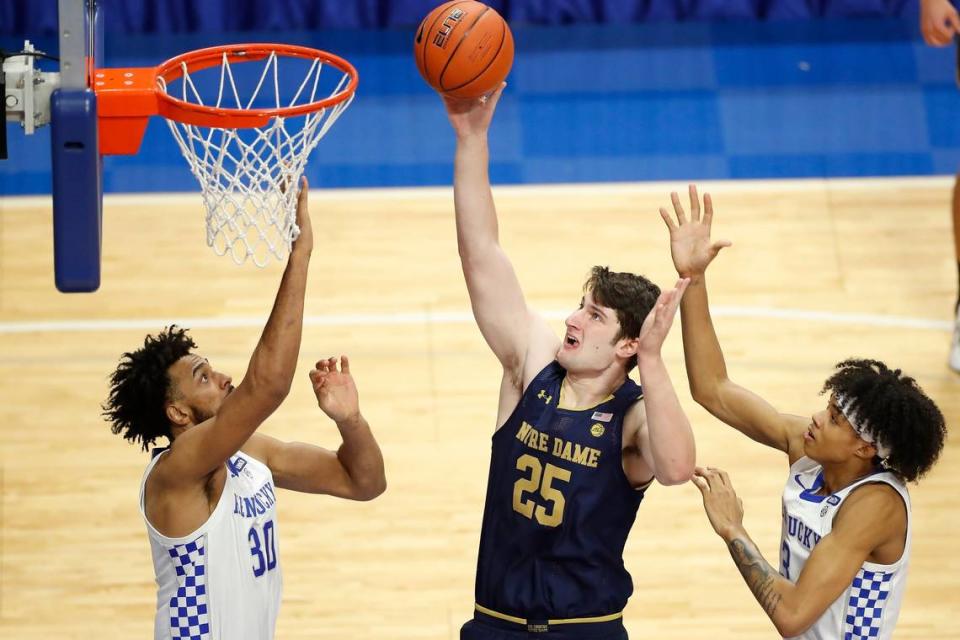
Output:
[
  {"xmin": 167, "ymin": 536, "xmax": 211, "ymax": 640},
  {"xmin": 843, "ymin": 569, "xmax": 894, "ymax": 639}
]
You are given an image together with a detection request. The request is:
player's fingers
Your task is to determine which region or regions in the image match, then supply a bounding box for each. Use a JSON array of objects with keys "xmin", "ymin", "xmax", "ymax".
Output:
[
  {"xmin": 688, "ymin": 184, "xmax": 701, "ymax": 222},
  {"xmin": 702, "ymin": 192, "xmax": 715, "ymax": 227},
  {"xmin": 487, "ymin": 81, "xmax": 507, "ymax": 107},
  {"xmin": 674, "ymin": 278, "xmax": 690, "ymax": 303},
  {"xmin": 949, "ymin": 11, "xmax": 960, "ymax": 34},
  {"xmin": 671, "ymin": 191, "xmax": 687, "ymax": 224},
  {"xmin": 659, "ymin": 207, "xmax": 678, "ymax": 232},
  {"xmin": 297, "ymin": 177, "xmax": 309, "ymax": 209},
  {"xmin": 691, "ymin": 475, "xmax": 709, "ymax": 494},
  {"xmin": 718, "ymin": 469, "xmax": 733, "ymax": 488},
  {"xmin": 711, "ymin": 240, "xmax": 733, "ymax": 255},
  {"xmin": 705, "ymin": 466, "xmax": 726, "ymax": 487}
]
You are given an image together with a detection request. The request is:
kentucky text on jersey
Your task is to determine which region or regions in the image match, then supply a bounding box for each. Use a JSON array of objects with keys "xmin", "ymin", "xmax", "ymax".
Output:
[
  {"xmin": 783, "ymin": 513, "xmax": 822, "ymax": 550},
  {"xmin": 515, "ymin": 421, "xmax": 601, "ymax": 468},
  {"xmin": 233, "ymin": 481, "xmax": 277, "ymax": 518}
]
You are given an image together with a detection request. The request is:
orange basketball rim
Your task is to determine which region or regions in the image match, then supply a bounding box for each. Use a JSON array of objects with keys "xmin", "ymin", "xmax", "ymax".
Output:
[{"xmin": 93, "ymin": 43, "xmax": 359, "ymax": 155}]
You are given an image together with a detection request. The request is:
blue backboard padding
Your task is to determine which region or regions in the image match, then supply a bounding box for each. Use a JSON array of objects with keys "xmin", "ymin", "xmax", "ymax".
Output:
[{"xmin": 50, "ymin": 89, "xmax": 101, "ymax": 292}]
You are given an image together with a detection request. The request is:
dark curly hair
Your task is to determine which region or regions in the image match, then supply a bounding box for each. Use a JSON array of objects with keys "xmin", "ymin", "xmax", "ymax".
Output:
[
  {"xmin": 821, "ymin": 358, "xmax": 946, "ymax": 483},
  {"xmin": 584, "ymin": 266, "xmax": 661, "ymax": 373},
  {"xmin": 103, "ymin": 326, "xmax": 196, "ymax": 451}
]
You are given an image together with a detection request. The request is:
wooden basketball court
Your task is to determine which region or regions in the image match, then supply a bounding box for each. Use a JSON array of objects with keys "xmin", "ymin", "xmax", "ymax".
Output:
[{"xmin": 0, "ymin": 177, "xmax": 957, "ymax": 638}]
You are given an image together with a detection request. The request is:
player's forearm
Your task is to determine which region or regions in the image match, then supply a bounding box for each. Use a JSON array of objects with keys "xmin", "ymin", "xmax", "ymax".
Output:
[
  {"xmin": 679, "ymin": 274, "xmax": 731, "ymax": 405},
  {"xmin": 723, "ymin": 529, "xmax": 807, "ymax": 638},
  {"xmin": 454, "ymin": 135, "xmax": 500, "ymax": 262},
  {"xmin": 245, "ymin": 251, "xmax": 310, "ymax": 399},
  {"xmin": 335, "ymin": 413, "xmax": 386, "ymax": 501},
  {"xmin": 637, "ymin": 355, "xmax": 695, "ymax": 484}
]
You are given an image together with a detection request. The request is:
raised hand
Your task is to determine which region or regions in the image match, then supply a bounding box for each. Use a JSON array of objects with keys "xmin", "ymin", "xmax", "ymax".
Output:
[
  {"xmin": 309, "ymin": 356, "xmax": 360, "ymax": 423},
  {"xmin": 921, "ymin": 0, "xmax": 960, "ymax": 46},
  {"xmin": 442, "ymin": 82, "xmax": 506, "ymax": 140},
  {"xmin": 659, "ymin": 184, "xmax": 731, "ymax": 278},
  {"xmin": 637, "ymin": 278, "xmax": 690, "ymax": 357},
  {"xmin": 691, "ymin": 466, "xmax": 745, "ymax": 539},
  {"xmin": 292, "ymin": 176, "xmax": 313, "ymax": 255}
]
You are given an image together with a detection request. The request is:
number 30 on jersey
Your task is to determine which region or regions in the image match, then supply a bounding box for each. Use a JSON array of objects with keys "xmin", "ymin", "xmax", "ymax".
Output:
[{"xmin": 249, "ymin": 519, "xmax": 277, "ymax": 577}]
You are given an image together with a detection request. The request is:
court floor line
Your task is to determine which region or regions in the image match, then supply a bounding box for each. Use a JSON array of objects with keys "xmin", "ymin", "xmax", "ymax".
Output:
[
  {"xmin": 0, "ymin": 306, "xmax": 951, "ymax": 335},
  {"xmin": 0, "ymin": 175, "xmax": 954, "ymax": 210}
]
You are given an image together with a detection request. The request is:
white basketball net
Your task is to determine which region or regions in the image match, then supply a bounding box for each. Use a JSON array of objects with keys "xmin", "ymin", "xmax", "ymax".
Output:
[{"xmin": 158, "ymin": 50, "xmax": 354, "ymax": 266}]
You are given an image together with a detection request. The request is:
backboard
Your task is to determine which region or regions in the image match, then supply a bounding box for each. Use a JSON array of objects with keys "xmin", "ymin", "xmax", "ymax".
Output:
[{"xmin": 50, "ymin": 0, "xmax": 103, "ymax": 292}]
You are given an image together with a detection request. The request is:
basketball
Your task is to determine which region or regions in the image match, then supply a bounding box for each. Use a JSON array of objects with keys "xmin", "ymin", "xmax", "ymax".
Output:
[{"xmin": 414, "ymin": 1, "xmax": 514, "ymax": 99}]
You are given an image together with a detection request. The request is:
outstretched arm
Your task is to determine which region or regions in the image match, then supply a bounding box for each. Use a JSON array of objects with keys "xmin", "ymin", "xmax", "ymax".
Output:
[
  {"xmin": 245, "ymin": 356, "xmax": 386, "ymax": 501},
  {"xmin": 628, "ymin": 280, "xmax": 697, "ymax": 485},
  {"xmin": 166, "ymin": 179, "xmax": 314, "ymax": 481},
  {"xmin": 692, "ymin": 467, "xmax": 905, "ymax": 638},
  {"xmin": 444, "ymin": 85, "xmax": 559, "ymax": 386},
  {"xmin": 661, "ymin": 186, "xmax": 805, "ymax": 459}
]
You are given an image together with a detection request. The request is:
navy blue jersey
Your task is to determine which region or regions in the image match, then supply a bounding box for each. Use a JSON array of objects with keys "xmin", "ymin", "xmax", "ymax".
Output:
[{"xmin": 474, "ymin": 361, "xmax": 647, "ymax": 620}]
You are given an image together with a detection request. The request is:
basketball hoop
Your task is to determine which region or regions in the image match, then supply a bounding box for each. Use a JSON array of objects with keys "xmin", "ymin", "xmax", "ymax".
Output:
[{"xmin": 94, "ymin": 44, "xmax": 358, "ymax": 266}]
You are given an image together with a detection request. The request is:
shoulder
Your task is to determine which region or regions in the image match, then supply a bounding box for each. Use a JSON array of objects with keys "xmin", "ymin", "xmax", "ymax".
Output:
[
  {"xmin": 832, "ymin": 482, "xmax": 907, "ymax": 547},
  {"xmin": 240, "ymin": 432, "xmax": 282, "ymax": 468},
  {"xmin": 782, "ymin": 414, "xmax": 811, "ymax": 464}
]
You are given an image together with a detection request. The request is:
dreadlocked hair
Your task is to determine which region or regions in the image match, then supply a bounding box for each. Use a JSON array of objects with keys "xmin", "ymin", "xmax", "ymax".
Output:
[
  {"xmin": 585, "ymin": 266, "xmax": 661, "ymax": 373},
  {"xmin": 820, "ymin": 358, "xmax": 946, "ymax": 483},
  {"xmin": 102, "ymin": 326, "xmax": 196, "ymax": 451}
]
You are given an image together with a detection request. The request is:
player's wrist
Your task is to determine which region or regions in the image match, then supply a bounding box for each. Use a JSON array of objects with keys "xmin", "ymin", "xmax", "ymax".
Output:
[{"xmin": 335, "ymin": 411, "xmax": 365, "ymax": 430}]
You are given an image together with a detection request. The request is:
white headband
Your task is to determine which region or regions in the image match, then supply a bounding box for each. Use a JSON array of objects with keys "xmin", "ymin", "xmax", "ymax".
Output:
[{"xmin": 835, "ymin": 393, "xmax": 892, "ymax": 462}]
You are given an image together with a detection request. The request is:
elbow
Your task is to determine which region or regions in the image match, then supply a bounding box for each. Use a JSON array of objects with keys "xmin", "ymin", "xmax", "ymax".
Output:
[
  {"xmin": 770, "ymin": 602, "xmax": 811, "ymax": 638},
  {"xmin": 655, "ymin": 461, "xmax": 696, "ymax": 486},
  {"xmin": 352, "ymin": 476, "xmax": 387, "ymax": 502},
  {"xmin": 689, "ymin": 381, "xmax": 716, "ymax": 408},
  {"xmin": 774, "ymin": 616, "xmax": 809, "ymax": 639}
]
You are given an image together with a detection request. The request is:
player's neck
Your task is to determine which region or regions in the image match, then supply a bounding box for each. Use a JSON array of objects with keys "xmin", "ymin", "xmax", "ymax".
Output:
[
  {"xmin": 818, "ymin": 458, "xmax": 878, "ymax": 495},
  {"xmin": 559, "ymin": 369, "xmax": 623, "ymax": 410}
]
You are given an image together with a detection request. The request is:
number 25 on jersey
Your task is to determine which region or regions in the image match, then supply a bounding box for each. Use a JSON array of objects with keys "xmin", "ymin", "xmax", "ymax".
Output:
[{"xmin": 512, "ymin": 453, "xmax": 572, "ymax": 527}]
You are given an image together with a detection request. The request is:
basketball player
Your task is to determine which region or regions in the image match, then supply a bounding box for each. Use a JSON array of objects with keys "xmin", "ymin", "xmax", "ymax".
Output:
[
  {"xmin": 660, "ymin": 186, "xmax": 946, "ymax": 638},
  {"xmin": 919, "ymin": 0, "xmax": 960, "ymax": 372},
  {"xmin": 443, "ymin": 85, "xmax": 697, "ymax": 640},
  {"xmin": 102, "ymin": 179, "xmax": 386, "ymax": 640}
]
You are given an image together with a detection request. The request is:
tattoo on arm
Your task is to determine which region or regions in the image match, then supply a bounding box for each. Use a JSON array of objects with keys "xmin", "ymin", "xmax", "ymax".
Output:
[{"xmin": 729, "ymin": 538, "xmax": 783, "ymax": 617}]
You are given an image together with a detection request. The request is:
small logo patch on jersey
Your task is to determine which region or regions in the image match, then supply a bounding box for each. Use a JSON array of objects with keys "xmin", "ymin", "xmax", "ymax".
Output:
[
  {"xmin": 591, "ymin": 411, "xmax": 613, "ymax": 422},
  {"xmin": 537, "ymin": 389, "xmax": 553, "ymax": 404},
  {"xmin": 590, "ymin": 423, "xmax": 605, "ymax": 437},
  {"xmin": 228, "ymin": 456, "xmax": 248, "ymax": 477}
]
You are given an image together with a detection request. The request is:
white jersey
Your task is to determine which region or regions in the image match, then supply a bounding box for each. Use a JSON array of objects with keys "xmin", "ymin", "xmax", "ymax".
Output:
[
  {"xmin": 780, "ymin": 457, "xmax": 911, "ymax": 640},
  {"xmin": 140, "ymin": 450, "xmax": 283, "ymax": 640}
]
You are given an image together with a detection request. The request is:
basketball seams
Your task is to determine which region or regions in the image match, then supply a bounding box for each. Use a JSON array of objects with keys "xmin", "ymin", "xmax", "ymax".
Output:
[
  {"xmin": 438, "ymin": 5, "xmax": 491, "ymax": 91},
  {"xmin": 420, "ymin": 0, "xmax": 475, "ymax": 81},
  {"xmin": 444, "ymin": 15, "xmax": 507, "ymax": 93}
]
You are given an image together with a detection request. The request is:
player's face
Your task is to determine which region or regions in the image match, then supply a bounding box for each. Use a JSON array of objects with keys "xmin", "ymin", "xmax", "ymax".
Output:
[
  {"xmin": 557, "ymin": 291, "xmax": 626, "ymax": 373},
  {"xmin": 803, "ymin": 395, "xmax": 865, "ymax": 464},
  {"xmin": 168, "ymin": 354, "xmax": 235, "ymax": 425}
]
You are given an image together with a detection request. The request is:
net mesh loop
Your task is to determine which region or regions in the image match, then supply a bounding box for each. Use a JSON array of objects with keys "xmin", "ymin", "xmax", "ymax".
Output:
[{"xmin": 158, "ymin": 49, "xmax": 354, "ymax": 266}]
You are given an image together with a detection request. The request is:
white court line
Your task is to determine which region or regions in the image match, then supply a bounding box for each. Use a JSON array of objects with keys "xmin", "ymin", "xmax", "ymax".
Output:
[
  {"xmin": 0, "ymin": 306, "xmax": 951, "ymax": 335},
  {"xmin": 1, "ymin": 175, "xmax": 955, "ymax": 209}
]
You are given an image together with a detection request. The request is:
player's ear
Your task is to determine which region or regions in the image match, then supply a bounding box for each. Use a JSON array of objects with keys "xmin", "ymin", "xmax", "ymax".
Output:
[
  {"xmin": 616, "ymin": 337, "xmax": 639, "ymax": 359},
  {"xmin": 166, "ymin": 402, "xmax": 190, "ymax": 427}
]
